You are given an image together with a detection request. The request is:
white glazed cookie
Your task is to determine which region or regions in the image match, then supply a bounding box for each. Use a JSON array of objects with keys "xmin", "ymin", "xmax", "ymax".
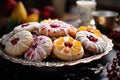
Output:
[
  {"xmin": 39, "ymin": 19, "xmax": 71, "ymax": 37},
  {"xmin": 1, "ymin": 31, "xmax": 14, "ymax": 45},
  {"xmin": 76, "ymin": 31, "xmax": 107, "ymax": 54},
  {"xmin": 14, "ymin": 22, "xmax": 40, "ymax": 33},
  {"xmin": 24, "ymin": 36, "xmax": 53, "ymax": 61},
  {"xmin": 5, "ymin": 30, "xmax": 33, "ymax": 56},
  {"xmin": 53, "ymin": 36, "xmax": 84, "ymax": 61}
]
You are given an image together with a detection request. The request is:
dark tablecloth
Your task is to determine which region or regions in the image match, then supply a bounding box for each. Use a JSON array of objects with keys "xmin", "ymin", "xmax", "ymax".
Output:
[{"xmin": 0, "ymin": 48, "xmax": 118, "ymax": 80}]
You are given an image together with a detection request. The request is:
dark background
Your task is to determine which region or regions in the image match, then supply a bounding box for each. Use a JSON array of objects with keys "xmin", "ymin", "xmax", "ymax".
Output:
[
  {"xmin": 0, "ymin": 0, "xmax": 120, "ymax": 17},
  {"xmin": 0, "ymin": 0, "xmax": 120, "ymax": 37}
]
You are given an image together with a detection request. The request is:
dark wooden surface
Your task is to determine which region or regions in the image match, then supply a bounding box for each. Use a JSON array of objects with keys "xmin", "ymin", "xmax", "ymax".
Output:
[{"xmin": 0, "ymin": 47, "xmax": 118, "ymax": 80}]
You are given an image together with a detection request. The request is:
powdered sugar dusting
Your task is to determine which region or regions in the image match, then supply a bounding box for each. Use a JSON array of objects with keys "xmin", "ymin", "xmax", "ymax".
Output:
[
  {"xmin": 39, "ymin": 19, "xmax": 70, "ymax": 36},
  {"xmin": 24, "ymin": 36, "xmax": 53, "ymax": 61}
]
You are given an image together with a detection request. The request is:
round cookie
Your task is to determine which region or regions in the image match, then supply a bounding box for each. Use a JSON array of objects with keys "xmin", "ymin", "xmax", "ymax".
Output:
[
  {"xmin": 5, "ymin": 30, "xmax": 33, "ymax": 56},
  {"xmin": 14, "ymin": 22, "xmax": 40, "ymax": 33},
  {"xmin": 24, "ymin": 36, "xmax": 53, "ymax": 61},
  {"xmin": 39, "ymin": 19, "xmax": 71, "ymax": 37},
  {"xmin": 53, "ymin": 36, "xmax": 84, "ymax": 61},
  {"xmin": 76, "ymin": 31, "xmax": 107, "ymax": 54}
]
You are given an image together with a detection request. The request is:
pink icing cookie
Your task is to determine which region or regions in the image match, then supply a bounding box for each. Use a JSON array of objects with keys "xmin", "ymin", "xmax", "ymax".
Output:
[
  {"xmin": 24, "ymin": 36, "xmax": 53, "ymax": 61},
  {"xmin": 39, "ymin": 19, "xmax": 71, "ymax": 37},
  {"xmin": 76, "ymin": 31, "xmax": 107, "ymax": 54}
]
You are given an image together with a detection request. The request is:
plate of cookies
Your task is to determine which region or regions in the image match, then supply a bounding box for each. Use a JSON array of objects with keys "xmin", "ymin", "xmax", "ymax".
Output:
[{"xmin": 0, "ymin": 19, "xmax": 113, "ymax": 67}]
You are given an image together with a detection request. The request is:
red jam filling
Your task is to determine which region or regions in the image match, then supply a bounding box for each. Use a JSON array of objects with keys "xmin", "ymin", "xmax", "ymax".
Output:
[
  {"xmin": 87, "ymin": 30, "xmax": 92, "ymax": 33},
  {"xmin": 11, "ymin": 38, "xmax": 19, "ymax": 45},
  {"xmin": 34, "ymin": 38, "xmax": 38, "ymax": 42},
  {"xmin": 48, "ymin": 29, "xmax": 50, "ymax": 32},
  {"xmin": 64, "ymin": 42, "xmax": 73, "ymax": 48},
  {"xmin": 31, "ymin": 53, "xmax": 35, "ymax": 59},
  {"xmin": 50, "ymin": 24, "xmax": 60, "ymax": 28},
  {"xmin": 41, "ymin": 27, "xmax": 45, "ymax": 30},
  {"xmin": 26, "ymin": 51, "xmax": 32, "ymax": 57},
  {"xmin": 31, "ymin": 43, "xmax": 38, "ymax": 50},
  {"xmin": 87, "ymin": 35, "xmax": 98, "ymax": 42},
  {"xmin": 21, "ymin": 23, "xmax": 29, "ymax": 28},
  {"xmin": 39, "ymin": 38, "xmax": 43, "ymax": 40}
]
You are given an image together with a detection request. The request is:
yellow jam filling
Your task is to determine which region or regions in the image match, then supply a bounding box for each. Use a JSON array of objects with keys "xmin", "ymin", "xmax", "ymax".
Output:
[
  {"xmin": 55, "ymin": 37, "xmax": 82, "ymax": 54},
  {"xmin": 42, "ymin": 18, "xmax": 58, "ymax": 23},
  {"xmin": 64, "ymin": 47, "xmax": 69, "ymax": 54},
  {"xmin": 78, "ymin": 26, "xmax": 102, "ymax": 37},
  {"xmin": 93, "ymin": 29, "xmax": 102, "ymax": 37},
  {"xmin": 68, "ymin": 37, "xmax": 74, "ymax": 42},
  {"xmin": 71, "ymin": 48, "xmax": 80, "ymax": 54}
]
